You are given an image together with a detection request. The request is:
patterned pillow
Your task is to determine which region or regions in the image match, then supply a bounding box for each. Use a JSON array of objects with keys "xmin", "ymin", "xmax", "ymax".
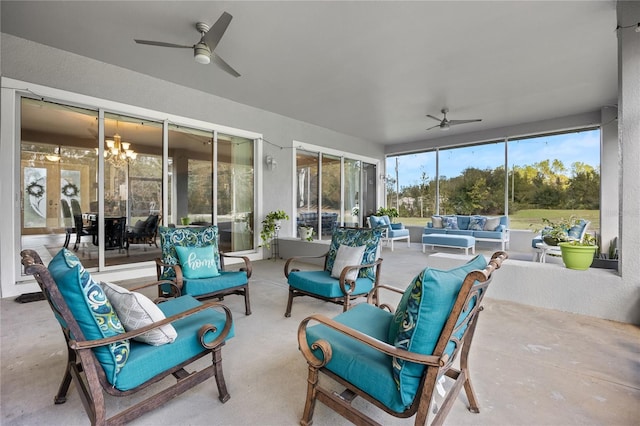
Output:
[
  {"xmin": 48, "ymin": 249, "xmax": 129, "ymax": 385},
  {"xmin": 159, "ymin": 226, "xmax": 220, "ymax": 280},
  {"xmin": 100, "ymin": 281, "xmax": 177, "ymax": 346},
  {"xmin": 468, "ymin": 216, "xmax": 487, "ymax": 231},
  {"xmin": 325, "ymin": 227, "xmax": 383, "ymax": 280},
  {"xmin": 442, "ymin": 216, "xmax": 459, "ymax": 230},
  {"xmin": 484, "ymin": 216, "xmax": 501, "ymax": 231},
  {"xmin": 389, "ymin": 255, "xmax": 488, "ymax": 407},
  {"xmin": 175, "ymin": 245, "xmax": 220, "ymax": 279}
]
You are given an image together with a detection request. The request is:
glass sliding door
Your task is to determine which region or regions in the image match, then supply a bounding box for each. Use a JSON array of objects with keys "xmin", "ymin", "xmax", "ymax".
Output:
[
  {"xmin": 217, "ymin": 134, "xmax": 254, "ymax": 252},
  {"xmin": 344, "ymin": 159, "xmax": 361, "ymax": 227},
  {"xmin": 20, "ymin": 98, "xmax": 99, "ymax": 266},
  {"xmin": 321, "ymin": 154, "xmax": 341, "ymax": 236},
  {"xmin": 167, "ymin": 124, "xmax": 214, "ymax": 226}
]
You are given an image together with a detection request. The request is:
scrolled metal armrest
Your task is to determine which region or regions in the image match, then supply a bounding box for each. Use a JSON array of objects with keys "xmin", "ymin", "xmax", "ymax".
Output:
[
  {"xmin": 284, "ymin": 252, "xmax": 330, "ymax": 278},
  {"xmin": 337, "ymin": 257, "xmax": 383, "ymax": 295},
  {"xmin": 220, "ymin": 253, "xmax": 253, "ymax": 278},
  {"xmin": 298, "ymin": 313, "xmax": 444, "ymax": 368},
  {"xmin": 69, "ymin": 301, "xmax": 232, "ymax": 350}
]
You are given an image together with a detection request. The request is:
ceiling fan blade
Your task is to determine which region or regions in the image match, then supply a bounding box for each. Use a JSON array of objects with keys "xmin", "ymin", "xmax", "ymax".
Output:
[
  {"xmin": 426, "ymin": 114, "xmax": 442, "ymax": 122},
  {"xmin": 212, "ymin": 54, "xmax": 241, "ymax": 78},
  {"xmin": 426, "ymin": 124, "xmax": 442, "ymax": 131},
  {"xmin": 202, "ymin": 11, "xmax": 232, "ymax": 52},
  {"xmin": 135, "ymin": 39, "xmax": 193, "ymax": 49},
  {"xmin": 448, "ymin": 119, "xmax": 482, "ymax": 126}
]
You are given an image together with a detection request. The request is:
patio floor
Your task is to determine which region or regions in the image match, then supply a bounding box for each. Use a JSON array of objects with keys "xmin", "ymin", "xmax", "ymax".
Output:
[{"xmin": 2, "ymin": 244, "xmax": 639, "ymax": 425}]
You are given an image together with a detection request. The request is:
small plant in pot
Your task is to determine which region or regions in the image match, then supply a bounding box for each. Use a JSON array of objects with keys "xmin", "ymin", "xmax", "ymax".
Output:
[
  {"xmin": 532, "ymin": 216, "xmax": 579, "ymax": 246},
  {"xmin": 298, "ymin": 225, "xmax": 315, "ymax": 241},
  {"xmin": 559, "ymin": 233, "xmax": 598, "ymax": 270},
  {"xmin": 260, "ymin": 210, "xmax": 289, "ymax": 248}
]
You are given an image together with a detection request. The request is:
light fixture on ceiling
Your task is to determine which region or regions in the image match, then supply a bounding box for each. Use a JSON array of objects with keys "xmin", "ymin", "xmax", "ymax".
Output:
[
  {"xmin": 98, "ymin": 121, "xmax": 137, "ymax": 168},
  {"xmin": 45, "ymin": 146, "xmax": 61, "ymax": 162},
  {"xmin": 194, "ymin": 42, "xmax": 211, "ymax": 64}
]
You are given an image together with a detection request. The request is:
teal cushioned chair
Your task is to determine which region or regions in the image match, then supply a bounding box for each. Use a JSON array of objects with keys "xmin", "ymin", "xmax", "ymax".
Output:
[
  {"xmin": 368, "ymin": 214, "xmax": 411, "ymax": 251},
  {"xmin": 155, "ymin": 225, "xmax": 252, "ymax": 315},
  {"xmin": 284, "ymin": 227, "xmax": 384, "ymax": 317},
  {"xmin": 20, "ymin": 248, "xmax": 234, "ymax": 426},
  {"xmin": 297, "ymin": 251, "xmax": 508, "ymax": 426}
]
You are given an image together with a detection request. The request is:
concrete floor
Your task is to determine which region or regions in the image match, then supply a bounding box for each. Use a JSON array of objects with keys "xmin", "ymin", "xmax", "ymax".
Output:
[{"xmin": 1, "ymin": 245, "xmax": 639, "ymax": 425}]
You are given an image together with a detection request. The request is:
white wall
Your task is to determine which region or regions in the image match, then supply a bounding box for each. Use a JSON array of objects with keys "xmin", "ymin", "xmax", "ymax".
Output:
[{"xmin": 0, "ymin": 34, "xmax": 384, "ymax": 298}]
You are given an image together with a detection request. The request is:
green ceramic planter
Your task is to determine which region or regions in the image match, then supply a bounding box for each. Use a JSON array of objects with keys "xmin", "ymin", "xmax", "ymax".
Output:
[{"xmin": 558, "ymin": 242, "xmax": 597, "ymax": 270}]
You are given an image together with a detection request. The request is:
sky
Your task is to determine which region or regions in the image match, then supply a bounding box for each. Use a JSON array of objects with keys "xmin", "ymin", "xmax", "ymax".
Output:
[{"xmin": 386, "ymin": 129, "xmax": 600, "ymax": 187}]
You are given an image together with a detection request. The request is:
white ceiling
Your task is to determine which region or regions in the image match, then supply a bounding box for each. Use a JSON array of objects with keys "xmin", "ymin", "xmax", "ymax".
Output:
[{"xmin": 1, "ymin": 1, "xmax": 619, "ymax": 146}]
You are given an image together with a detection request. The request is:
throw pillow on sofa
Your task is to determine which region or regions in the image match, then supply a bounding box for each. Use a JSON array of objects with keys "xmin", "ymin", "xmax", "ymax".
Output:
[
  {"xmin": 443, "ymin": 216, "xmax": 459, "ymax": 230},
  {"xmin": 484, "ymin": 217, "xmax": 501, "ymax": 231},
  {"xmin": 468, "ymin": 216, "xmax": 487, "ymax": 231},
  {"xmin": 431, "ymin": 215, "xmax": 443, "ymax": 228}
]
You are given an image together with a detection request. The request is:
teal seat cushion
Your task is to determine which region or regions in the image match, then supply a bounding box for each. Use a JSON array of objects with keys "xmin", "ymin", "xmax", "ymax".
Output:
[
  {"xmin": 288, "ymin": 270, "xmax": 374, "ymax": 298},
  {"xmin": 48, "ymin": 249, "xmax": 129, "ymax": 386},
  {"xmin": 183, "ymin": 271, "xmax": 248, "ymax": 297},
  {"xmin": 158, "ymin": 226, "xmax": 221, "ymax": 280},
  {"xmin": 115, "ymin": 295, "xmax": 234, "ymax": 391},
  {"xmin": 389, "ymin": 254, "xmax": 488, "ymax": 407},
  {"xmin": 325, "ymin": 227, "xmax": 383, "ymax": 280},
  {"xmin": 306, "ymin": 304, "xmax": 405, "ymax": 412}
]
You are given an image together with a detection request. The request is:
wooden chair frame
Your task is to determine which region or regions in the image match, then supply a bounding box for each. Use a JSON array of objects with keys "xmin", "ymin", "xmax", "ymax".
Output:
[
  {"xmin": 20, "ymin": 249, "xmax": 233, "ymax": 426},
  {"xmin": 297, "ymin": 251, "xmax": 508, "ymax": 426},
  {"xmin": 284, "ymin": 253, "xmax": 383, "ymax": 317}
]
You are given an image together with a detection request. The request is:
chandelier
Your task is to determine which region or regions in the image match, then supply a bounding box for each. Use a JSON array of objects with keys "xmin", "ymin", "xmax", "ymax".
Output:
[{"xmin": 104, "ymin": 133, "xmax": 137, "ymax": 168}]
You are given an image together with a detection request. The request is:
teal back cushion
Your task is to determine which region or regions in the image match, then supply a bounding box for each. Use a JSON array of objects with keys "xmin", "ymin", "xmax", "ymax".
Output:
[
  {"xmin": 389, "ymin": 254, "xmax": 487, "ymax": 406},
  {"xmin": 175, "ymin": 245, "xmax": 220, "ymax": 279},
  {"xmin": 325, "ymin": 227, "xmax": 383, "ymax": 280},
  {"xmin": 48, "ymin": 249, "xmax": 129, "ymax": 385},
  {"xmin": 159, "ymin": 226, "xmax": 221, "ymax": 280}
]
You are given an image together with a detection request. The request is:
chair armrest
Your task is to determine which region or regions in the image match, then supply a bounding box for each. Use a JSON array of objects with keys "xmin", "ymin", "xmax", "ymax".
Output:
[
  {"xmin": 336, "ymin": 258, "xmax": 383, "ymax": 295},
  {"xmin": 69, "ymin": 301, "xmax": 233, "ymax": 351},
  {"xmin": 390, "ymin": 223, "xmax": 404, "ymax": 230},
  {"xmin": 155, "ymin": 258, "xmax": 184, "ymax": 287},
  {"xmin": 220, "ymin": 253, "xmax": 253, "ymax": 278},
  {"xmin": 284, "ymin": 252, "xmax": 330, "ymax": 278},
  {"xmin": 298, "ymin": 313, "xmax": 444, "ymax": 369},
  {"xmin": 366, "ymin": 283, "xmax": 405, "ymax": 311}
]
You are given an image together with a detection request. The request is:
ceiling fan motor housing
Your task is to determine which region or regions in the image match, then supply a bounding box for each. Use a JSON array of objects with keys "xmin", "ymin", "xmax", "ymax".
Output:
[{"xmin": 194, "ymin": 43, "xmax": 211, "ymax": 64}]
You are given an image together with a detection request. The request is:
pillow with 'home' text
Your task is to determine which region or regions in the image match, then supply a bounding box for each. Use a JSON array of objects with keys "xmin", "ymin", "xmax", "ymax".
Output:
[{"xmin": 175, "ymin": 245, "xmax": 220, "ymax": 279}]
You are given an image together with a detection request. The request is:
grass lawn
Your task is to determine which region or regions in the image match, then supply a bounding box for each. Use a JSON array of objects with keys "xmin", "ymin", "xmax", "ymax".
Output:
[{"xmin": 398, "ymin": 209, "xmax": 600, "ymax": 232}]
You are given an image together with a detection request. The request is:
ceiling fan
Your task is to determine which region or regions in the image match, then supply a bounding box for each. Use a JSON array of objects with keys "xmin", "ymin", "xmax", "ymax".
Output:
[
  {"xmin": 426, "ymin": 108, "xmax": 482, "ymax": 131},
  {"xmin": 134, "ymin": 11, "xmax": 240, "ymax": 78}
]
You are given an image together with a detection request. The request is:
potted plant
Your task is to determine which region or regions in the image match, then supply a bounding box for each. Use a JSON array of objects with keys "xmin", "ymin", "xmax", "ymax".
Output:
[
  {"xmin": 260, "ymin": 210, "xmax": 289, "ymax": 248},
  {"xmin": 180, "ymin": 216, "xmax": 190, "ymax": 226},
  {"xmin": 558, "ymin": 233, "xmax": 598, "ymax": 270},
  {"xmin": 375, "ymin": 207, "xmax": 399, "ymax": 222},
  {"xmin": 298, "ymin": 225, "xmax": 315, "ymax": 241}
]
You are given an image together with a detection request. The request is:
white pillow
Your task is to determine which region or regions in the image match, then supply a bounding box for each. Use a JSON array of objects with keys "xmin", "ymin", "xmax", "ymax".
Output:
[
  {"xmin": 100, "ymin": 282, "xmax": 177, "ymax": 346},
  {"xmin": 484, "ymin": 216, "xmax": 501, "ymax": 231},
  {"xmin": 331, "ymin": 244, "xmax": 366, "ymax": 281},
  {"xmin": 431, "ymin": 216, "xmax": 443, "ymax": 228}
]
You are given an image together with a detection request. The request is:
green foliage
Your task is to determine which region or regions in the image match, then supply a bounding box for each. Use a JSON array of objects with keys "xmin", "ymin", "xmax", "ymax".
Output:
[
  {"xmin": 376, "ymin": 207, "xmax": 398, "ymax": 220},
  {"xmin": 260, "ymin": 210, "xmax": 289, "ymax": 248}
]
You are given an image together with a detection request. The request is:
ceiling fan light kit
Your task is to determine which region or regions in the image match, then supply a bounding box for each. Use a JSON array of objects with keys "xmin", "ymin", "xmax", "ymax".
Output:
[{"xmin": 134, "ymin": 12, "xmax": 240, "ymax": 77}]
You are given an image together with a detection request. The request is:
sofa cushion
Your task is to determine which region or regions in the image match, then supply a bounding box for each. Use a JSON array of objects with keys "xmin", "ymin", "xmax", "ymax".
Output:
[
  {"xmin": 115, "ymin": 295, "xmax": 234, "ymax": 391},
  {"xmin": 389, "ymin": 254, "xmax": 488, "ymax": 407},
  {"xmin": 288, "ymin": 270, "xmax": 374, "ymax": 298},
  {"xmin": 306, "ymin": 304, "xmax": 405, "ymax": 411},
  {"xmin": 484, "ymin": 217, "xmax": 501, "ymax": 231},
  {"xmin": 325, "ymin": 227, "xmax": 383, "ymax": 280},
  {"xmin": 175, "ymin": 245, "xmax": 220, "ymax": 279},
  {"xmin": 331, "ymin": 244, "xmax": 366, "ymax": 281},
  {"xmin": 100, "ymin": 281, "xmax": 177, "ymax": 346},
  {"xmin": 48, "ymin": 249, "xmax": 129, "ymax": 386},
  {"xmin": 468, "ymin": 215, "xmax": 487, "ymax": 231}
]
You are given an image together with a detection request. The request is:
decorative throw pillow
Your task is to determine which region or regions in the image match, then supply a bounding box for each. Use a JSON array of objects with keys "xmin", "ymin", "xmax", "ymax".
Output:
[
  {"xmin": 389, "ymin": 255, "xmax": 488, "ymax": 407},
  {"xmin": 175, "ymin": 245, "xmax": 220, "ymax": 279},
  {"xmin": 483, "ymin": 216, "xmax": 501, "ymax": 231},
  {"xmin": 442, "ymin": 216, "xmax": 459, "ymax": 230},
  {"xmin": 468, "ymin": 215, "xmax": 487, "ymax": 231},
  {"xmin": 330, "ymin": 244, "xmax": 366, "ymax": 281},
  {"xmin": 431, "ymin": 216, "xmax": 443, "ymax": 229},
  {"xmin": 100, "ymin": 282, "xmax": 177, "ymax": 346},
  {"xmin": 158, "ymin": 226, "xmax": 220, "ymax": 280},
  {"xmin": 47, "ymin": 249, "xmax": 129, "ymax": 385},
  {"xmin": 325, "ymin": 227, "xmax": 383, "ymax": 280}
]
